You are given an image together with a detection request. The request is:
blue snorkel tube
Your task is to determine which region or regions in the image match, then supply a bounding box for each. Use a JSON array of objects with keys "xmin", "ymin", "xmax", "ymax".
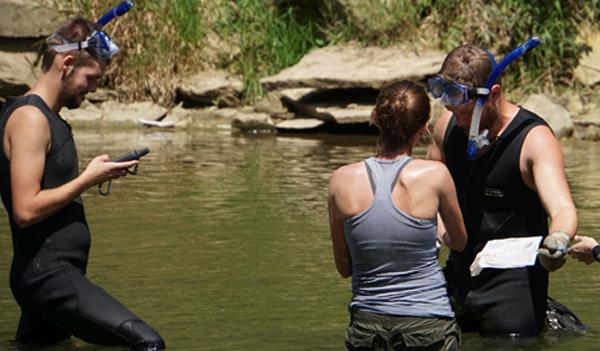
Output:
[
  {"xmin": 96, "ymin": 0, "xmax": 134, "ymax": 27},
  {"xmin": 466, "ymin": 37, "xmax": 542, "ymax": 160}
]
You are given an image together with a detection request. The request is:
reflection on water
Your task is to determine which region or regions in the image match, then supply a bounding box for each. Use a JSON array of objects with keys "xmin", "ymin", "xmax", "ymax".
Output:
[{"xmin": 0, "ymin": 128, "xmax": 599, "ymax": 350}]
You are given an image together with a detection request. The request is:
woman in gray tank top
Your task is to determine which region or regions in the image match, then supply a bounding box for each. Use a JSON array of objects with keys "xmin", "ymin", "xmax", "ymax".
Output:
[{"xmin": 328, "ymin": 81, "xmax": 467, "ymax": 351}]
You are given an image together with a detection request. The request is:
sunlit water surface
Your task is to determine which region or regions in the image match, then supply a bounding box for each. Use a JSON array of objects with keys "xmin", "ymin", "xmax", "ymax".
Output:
[{"xmin": 0, "ymin": 127, "xmax": 599, "ymax": 350}]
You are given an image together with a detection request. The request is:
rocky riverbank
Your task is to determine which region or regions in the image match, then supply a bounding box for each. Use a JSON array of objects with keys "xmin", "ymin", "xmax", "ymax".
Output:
[{"xmin": 1, "ymin": 1, "xmax": 599, "ymax": 140}]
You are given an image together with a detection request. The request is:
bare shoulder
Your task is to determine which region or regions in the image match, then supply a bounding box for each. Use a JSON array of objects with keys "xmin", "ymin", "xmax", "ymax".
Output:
[
  {"xmin": 403, "ymin": 158, "xmax": 451, "ymax": 186},
  {"xmin": 4, "ymin": 105, "xmax": 50, "ymax": 158},
  {"xmin": 5, "ymin": 105, "xmax": 49, "ymax": 132},
  {"xmin": 522, "ymin": 124, "xmax": 562, "ymax": 161},
  {"xmin": 432, "ymin": 110, "xmax": 452, "ymax": 141},
  {"xmin": 330, "ymin": 161, "xmax": 365, "ymax": 189},
  {"xmin": 405, "ymin": 159, "xmax": 450, "ymax": 176}
]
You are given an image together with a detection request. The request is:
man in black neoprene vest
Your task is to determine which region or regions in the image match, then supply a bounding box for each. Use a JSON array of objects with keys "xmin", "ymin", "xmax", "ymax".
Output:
[
  {"xmin": 0, "ymin": 18, "xmax": 165, "ymax": 350},
  {"xmin": 427, "ymin": 44, "xmax": 578, "ymax": 337}
]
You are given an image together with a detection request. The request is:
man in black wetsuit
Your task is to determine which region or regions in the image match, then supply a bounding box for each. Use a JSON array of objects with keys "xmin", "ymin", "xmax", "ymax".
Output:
[
  {"xmin": 427, "ymin": 44, "xmax": 577, "ymax": 337},
  {"xmin": 0, "ymin": 18, "xmax": 165, "ymax": 350}
]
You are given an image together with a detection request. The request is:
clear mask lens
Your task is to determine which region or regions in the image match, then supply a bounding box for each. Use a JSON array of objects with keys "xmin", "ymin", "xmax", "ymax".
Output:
[
  {"xmin": 427, "ymin": 78, "xmax": 445, "ymax": 99},
  {"xmin": 446, "ymin": 85, "xmax": 466, "ymax": 105},
  {"xmin": 427, "ymin": 76, "xmax": 481, "ymax": 106}
]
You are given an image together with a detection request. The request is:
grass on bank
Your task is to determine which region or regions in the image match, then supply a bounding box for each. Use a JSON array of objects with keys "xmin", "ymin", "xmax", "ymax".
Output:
[{"xmin": 55, "ymin": 0, "xmax": 599, "ymax": 105}]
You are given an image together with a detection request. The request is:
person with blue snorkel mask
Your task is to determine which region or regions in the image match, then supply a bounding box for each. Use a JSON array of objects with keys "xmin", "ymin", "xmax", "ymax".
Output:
[
  {"xmin": 0, "ymin": 15, "xmax": 165, "ymax": 350},
  {"xmin": 427, "ymin": 44, "xmax": 577, "ymax": 337}
]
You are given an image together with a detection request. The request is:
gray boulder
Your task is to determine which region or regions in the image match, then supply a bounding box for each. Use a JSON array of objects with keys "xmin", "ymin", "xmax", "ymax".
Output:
[
  {"xmin": 521, "ymin": 94, "xmax": 573, "ymax": 139},
  {"xmin": 0, "ymin": 0, "xmax": 65, "ymax": 38},
  {"xmin": 261, "ymin": 45, "xmax": 445, "ymax": 91},
  {"xmin": 0, "ymin": 51, "xmax": 38, "ymax": 97},
  {"xmin": 176, "ymin": 71, "xmax": 243, "ymax": 107},
  {"xmin": 231, "ymin": 112, "xmax": 275, "ymax": 131}
]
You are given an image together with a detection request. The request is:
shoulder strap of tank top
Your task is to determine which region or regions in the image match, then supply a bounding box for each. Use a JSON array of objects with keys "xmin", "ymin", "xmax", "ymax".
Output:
[
  {"xmin": 390, "ymin": 157, "xmax": 412, "ymax": 193},
  {"xmin": 0, "ymin": 95, "xmax": 56, "ymax": 129},
  {"xmin": 364, "ymin": 159, "xmax": 376, "ymax": 195},
  {"xmin": 485, "ymin": 108, "xmax": 548, "ymax": 165},
  {"xmin": 364, "ymin": 156, "xmax": 412, "ymax": 199}
]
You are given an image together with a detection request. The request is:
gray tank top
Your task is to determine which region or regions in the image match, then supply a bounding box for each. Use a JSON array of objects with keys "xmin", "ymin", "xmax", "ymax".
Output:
[{"xmin": 343, "ymin": 156, "xmax": 454, "ymax": 318}]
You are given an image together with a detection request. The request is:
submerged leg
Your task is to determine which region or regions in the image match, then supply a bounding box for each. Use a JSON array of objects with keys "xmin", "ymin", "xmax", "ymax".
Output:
[{"xmin": 35, "ymin": 270, "xmax": 165, "ymax": 349}]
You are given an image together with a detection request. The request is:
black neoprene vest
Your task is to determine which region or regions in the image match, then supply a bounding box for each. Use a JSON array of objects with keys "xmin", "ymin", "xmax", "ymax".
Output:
[
  {"xmin": 0, "ymin": 95, "xmax": 90, "ymax": 300},
  {"xmin": 443, "ymin": 108, "xmax": 549, "ymax": 280}
]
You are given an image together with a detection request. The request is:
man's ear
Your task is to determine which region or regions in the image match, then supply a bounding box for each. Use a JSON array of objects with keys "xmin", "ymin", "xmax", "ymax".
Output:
[
  {"xmin": 490, "ymin": 84, "xmax": 502, "ymax": 102},
  {"xmin": 60, "ymin": 55, "xmax": 75, "ymax": 79}
]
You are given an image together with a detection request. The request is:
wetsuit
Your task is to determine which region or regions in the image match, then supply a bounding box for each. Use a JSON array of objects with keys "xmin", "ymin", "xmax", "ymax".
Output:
[
  {"xmin": 0, "ymin": 95, "xmax": 165, "ymax": 350},
  {"xmin": 442, "ymin": 108, "xmax": 549, "ymax": 337}
]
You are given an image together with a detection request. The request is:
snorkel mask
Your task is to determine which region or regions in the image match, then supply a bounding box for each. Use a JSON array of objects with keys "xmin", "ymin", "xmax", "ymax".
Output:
[
  {"xmin": 47, "ymin": 1, "xmax": 134, "ymax": 61},
  {"xmin": 427, "ymin": 76, "xmax": 490, "ymax": 107},
  {"xmin": 428, "ymin": 37, "xmax": 541, "ymax": 160},
  {"xmin": 48, "ymin": 30, "xmax": 120, "ymax": 61}
]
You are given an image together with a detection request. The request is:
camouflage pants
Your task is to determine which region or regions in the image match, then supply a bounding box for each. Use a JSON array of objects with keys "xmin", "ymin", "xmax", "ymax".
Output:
[{"xmin": 345, "ymin": 310, "xmax": 461, "ymax": 351}]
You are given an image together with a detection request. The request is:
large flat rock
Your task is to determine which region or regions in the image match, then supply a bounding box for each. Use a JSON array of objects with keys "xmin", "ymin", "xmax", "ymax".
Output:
[
  {"xmin": 61, "ymin": 101, "xmax": 167, "ymax": 123},
  {"xmin": 261, "ymin": 45, "xmax": 445, "ymax": 91},
  {"xmin": 279, "ymin": 88, "xmax": 374, "ymax": 124},
  {"xmin": 0, "ymin": 0, "xmax": 65, "ymax": 38},
  {"xmin": 315, "ymin": 105, "xmax": 372, "ymax": 124},
  {"xmin": 275, "ymin": 118, "xmax": 324, "ymax": 131}
]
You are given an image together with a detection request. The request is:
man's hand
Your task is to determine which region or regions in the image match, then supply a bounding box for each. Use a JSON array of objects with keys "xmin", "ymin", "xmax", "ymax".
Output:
[
  {"xmin": 80, "ymin": 155, "xmax": 138, "ymax": 188},
  {"xmin": 568, "ymin": 235, "xmax": 599, "ymax": 265},
  {"xmin": 538, "ymin": 231, "xmax": 571, "ymax": 271}
]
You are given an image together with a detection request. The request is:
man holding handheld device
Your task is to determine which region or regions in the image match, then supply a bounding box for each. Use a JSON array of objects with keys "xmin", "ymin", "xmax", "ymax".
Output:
[
  {"xmin": 99, "ymin": 147, "xmax": 150, "ymax": 195},
  {"xmin": 0, "ymin": 4, "xmax": 165, "ymax": 350}
]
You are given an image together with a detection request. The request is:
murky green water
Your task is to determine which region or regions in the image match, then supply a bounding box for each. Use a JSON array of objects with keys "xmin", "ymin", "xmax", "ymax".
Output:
[{"xmin": 0, "ymin": 127, "xmax": 599, "ymax": 350}]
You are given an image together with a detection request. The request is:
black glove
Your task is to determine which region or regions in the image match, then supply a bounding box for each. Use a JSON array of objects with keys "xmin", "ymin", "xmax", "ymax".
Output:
[{"xmin": 538, "ymin": 231, "xmax": 571, "ymax": 271}]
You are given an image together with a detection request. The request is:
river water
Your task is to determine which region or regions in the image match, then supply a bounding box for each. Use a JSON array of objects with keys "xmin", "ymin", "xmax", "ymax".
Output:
[{"xmin": 0, "ymin": 126, "xmax": 599, "ymax": 350}]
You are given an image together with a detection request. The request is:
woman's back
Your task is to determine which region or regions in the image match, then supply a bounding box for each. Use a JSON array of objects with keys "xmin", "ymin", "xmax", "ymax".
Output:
[
  {"xmin": 342, "ymin": 156, "xmax": 453, "ymax": 318},
  {"xmin": 328, "ymin": 80, "xmax": 465, "ymax": 350}
]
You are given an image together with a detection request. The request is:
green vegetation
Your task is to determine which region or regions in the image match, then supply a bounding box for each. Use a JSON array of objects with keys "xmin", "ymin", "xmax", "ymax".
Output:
[
  {"xmin": 56, "ymin": 0, "xmax": 599, "ymax": 104},
  {"xmin": 215, "ymin": 1, "xmax": 319, "ymax": 102}
]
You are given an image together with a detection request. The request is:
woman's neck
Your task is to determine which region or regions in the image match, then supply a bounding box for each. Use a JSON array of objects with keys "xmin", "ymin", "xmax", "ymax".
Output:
[{"xmin": 375, "ymin": 148, "xmax": 411, "ymax": 160}]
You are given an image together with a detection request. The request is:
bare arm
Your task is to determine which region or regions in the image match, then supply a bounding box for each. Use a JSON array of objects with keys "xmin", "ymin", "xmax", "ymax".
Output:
[
  {"xmin": 436, "ymin": 164, "xmax": 467, "ymax": 252},
  {"xmin": 522, "ymin": 126, "xmax": 577, "ymax": 238},
  {"xmin": 328, "ymin": 170, "xmax": 351, "ymax": 278},
  {"xmin": 428, "ymin": 111, "xmax": 462, "ymax": 248},
  {"xmin": 6, "ymin": 107, "xmax": 138, "ymax": 228},
  {"xmin": 426, "ymin": 110, "xmax": 452, "ymax": 162}
]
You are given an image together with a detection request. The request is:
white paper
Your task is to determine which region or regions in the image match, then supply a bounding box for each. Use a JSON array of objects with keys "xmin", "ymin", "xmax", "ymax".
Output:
[{"xmin": 470, "ymin": 236, "xmax": 543, "ymax": 277}]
